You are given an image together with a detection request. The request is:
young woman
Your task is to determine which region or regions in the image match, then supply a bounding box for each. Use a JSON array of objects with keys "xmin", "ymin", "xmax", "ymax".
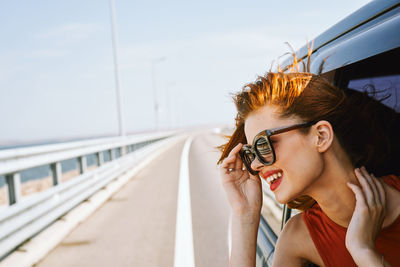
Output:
[{"xmin": 218, "ymin": 71, "xmax": 400, "ymax": 267}]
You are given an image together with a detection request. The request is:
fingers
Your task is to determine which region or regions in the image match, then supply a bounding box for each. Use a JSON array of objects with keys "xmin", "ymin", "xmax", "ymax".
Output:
[
  {"xmin": 346, "ymin": 167, "xmax": 387, "ymax": 254},
  {"xmin": 234, "ymin": 151, "xmax": 244, "ymax": 171},
  {"xmin": 374, "ymin": 174, "xmax": 386, "ymax": 207},
  {"xmin": 354, "ymin": 167, "xmax": 380, "ymax": 206},
  {"xmin": 361, "ymin": 167, "xmax": 381, "ymax": 204},
  {"xmin": 352, "ymin": 167, "xmax": 386, "ymax": 220},
  {"xmin": 347, "ymin": 182, "xmax": 367, "ymax": 208},
  {"xmin": 221, "ymin": 143, "xmax": 241, "ymax": 166},
  {"xmin": 230, "ymin": 142, "xmax": 243, "ymax": 155},
  {"xmin": 220, "ymin": 143, "xmax": 243, "ymax": 174},
  {"xmin": 220, "ymin": 153, "xmax": 235, "ymax": 168}
]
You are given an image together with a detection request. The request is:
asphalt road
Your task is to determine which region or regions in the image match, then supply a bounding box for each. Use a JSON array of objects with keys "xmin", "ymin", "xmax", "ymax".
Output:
[{"xmin": 36, "ymin": 131, "xmax": 230, "ymax": 267}]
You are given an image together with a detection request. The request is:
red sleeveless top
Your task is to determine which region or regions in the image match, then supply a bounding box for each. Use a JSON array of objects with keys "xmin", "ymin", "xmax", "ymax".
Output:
[{"xmin": 302, "ymin": 175, "xmax": 400, "ymax": 267}]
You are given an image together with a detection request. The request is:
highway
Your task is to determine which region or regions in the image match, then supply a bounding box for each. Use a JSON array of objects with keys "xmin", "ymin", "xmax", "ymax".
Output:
[{"xmin": 36, "ymin": 131, "xmax": 231, "ymax": 267}]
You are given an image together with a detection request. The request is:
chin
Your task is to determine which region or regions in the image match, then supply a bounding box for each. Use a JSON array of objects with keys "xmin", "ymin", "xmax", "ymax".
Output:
[
  {"xmin": 273, "ymin": 192, "xmax": 290, "ymax": 205},
  {"xmin": 274, "ymin": 187, "xmax": 301, "ymax": 205}
]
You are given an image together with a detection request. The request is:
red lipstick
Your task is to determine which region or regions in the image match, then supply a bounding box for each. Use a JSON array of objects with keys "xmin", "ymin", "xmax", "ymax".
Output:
[
  {"xmin": 261, "ymin": 169, "xmax": 283, "ymax": 180},
  {"xmin": 270, "ymin": 177, "xmax": 282, "ymax": 191}
]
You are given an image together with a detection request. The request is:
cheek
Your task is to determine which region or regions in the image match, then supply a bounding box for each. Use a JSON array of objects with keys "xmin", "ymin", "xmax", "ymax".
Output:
[
  {"xmin": 274, "ymin": 149, "xmax": 323, "ymax": 204},
  {"xmin": 275, "ymin": 135, "xmax": 319, "ymax": 167},
  {"xmin": 288, "ymin": 150, "xmax": 323, "ymax": 178},
  {"xmin": 276, "ymin": 137, "xmax": 324, "ymax": 188}
]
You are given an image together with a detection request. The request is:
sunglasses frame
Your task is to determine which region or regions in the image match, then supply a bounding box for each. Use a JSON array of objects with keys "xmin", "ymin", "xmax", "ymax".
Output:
[{"xmin": 239, "ymin": 121, "xmax": 316, "ymax": 175}]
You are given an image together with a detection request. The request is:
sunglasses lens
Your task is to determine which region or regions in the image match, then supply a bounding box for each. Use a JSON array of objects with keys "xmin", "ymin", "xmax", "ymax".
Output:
[
  {"xmin": 244, "ymin": 149, "xmax": 255, "ymax": 162},
  {"xmin": 239, "ymin": 146, "xmax": 257, "ymax": 174},
  {"xmin": 255, "ymin": 137, "xmax": 274, "ymax": 164}
]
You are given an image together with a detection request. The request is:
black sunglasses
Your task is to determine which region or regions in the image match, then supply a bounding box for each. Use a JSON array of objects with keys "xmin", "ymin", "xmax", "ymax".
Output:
[{"xmin": 239, "ymin": 121, "xmax": 316, "ymax": 175}]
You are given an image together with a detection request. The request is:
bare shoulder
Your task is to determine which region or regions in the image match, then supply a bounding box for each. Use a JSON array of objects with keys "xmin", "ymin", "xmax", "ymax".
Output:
[
  {"xmin": 272, "ymin": 213, "xmax": 324, "ymax": 267},
  {"xmin": 384, "ymin": 181, "xmax": 400, "ymax": 227}
]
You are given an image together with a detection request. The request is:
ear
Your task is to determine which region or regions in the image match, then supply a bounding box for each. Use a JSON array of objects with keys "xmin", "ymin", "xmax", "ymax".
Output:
[{"xmin": 313, "ymin": 120, "xmax": 334, "ymax": 153}]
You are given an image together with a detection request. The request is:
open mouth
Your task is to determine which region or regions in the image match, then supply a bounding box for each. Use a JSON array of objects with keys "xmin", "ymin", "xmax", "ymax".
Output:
[
  {"xmin": 265, "ymin": 172, "xmax": 282, "ymax": 184},
  {"xmin": 262, "ymin": 171, "xmax": 283, "ymax": 191},
  {"xmin": 270, "ymin": 176, "xmax": 282, "ymax": 191}
]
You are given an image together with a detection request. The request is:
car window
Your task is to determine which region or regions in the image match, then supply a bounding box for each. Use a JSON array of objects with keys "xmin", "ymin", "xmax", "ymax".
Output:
[
  {"xmin": 347, "ymin": 75, "xmax": 400, "ymax": 112},
  {"xmin": 335, "ymin": 47, "xmax": 400, "ymax": 110}
]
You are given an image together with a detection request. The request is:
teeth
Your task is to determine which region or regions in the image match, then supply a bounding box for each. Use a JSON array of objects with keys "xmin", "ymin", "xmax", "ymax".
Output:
[{"xmin": 265, "ymin": 172, "xmax": 283, "ymax": 185}]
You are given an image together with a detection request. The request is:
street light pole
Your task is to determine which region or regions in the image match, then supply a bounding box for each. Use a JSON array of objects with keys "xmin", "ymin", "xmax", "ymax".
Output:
[
  {"xmin": 165, "ymin": 82, "xmax": 176, "ymax": 129},
  {"xmin": 109, "ymin": 0, "xmax": 124, "ymax": 136},
  {"xmin": 151, "ymin": 57, "xmax": 166, "ymax": 130}
]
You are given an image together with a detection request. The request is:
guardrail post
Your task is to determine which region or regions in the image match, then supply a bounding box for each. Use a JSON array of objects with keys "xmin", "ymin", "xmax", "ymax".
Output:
[
  {"xmin": 51, "ymin": 162, "xmax": 62, "ymax": 186},
  {"xmin": 6, "ymin": 173, "xmax": 21, "ymax": 205},
  {"xmin": 120, "ymin": 146, "xmax": 126, "ymax": 156},
  {"xmin": 280, "ymin": 204, "xmax": 292, "ymax": 230},
  {"xmin": 79, "ymin": 156, "xmax": 87, "ymax": 174},
  {"xmin": 97, "ymin": 151, "xmax": 104, "ymax": 166}
]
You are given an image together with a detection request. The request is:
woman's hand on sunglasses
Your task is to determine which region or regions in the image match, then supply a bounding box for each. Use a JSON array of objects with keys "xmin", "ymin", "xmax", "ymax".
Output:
[{"xmin": 220, "ymin": 143, "xmax": 263, "ymax": 221}]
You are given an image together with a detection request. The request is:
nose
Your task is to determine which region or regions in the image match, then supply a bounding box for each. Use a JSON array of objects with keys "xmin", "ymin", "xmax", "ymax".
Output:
[{"xmin": 250, "ymin": 157, "xmax": 264, "ymax": 173}]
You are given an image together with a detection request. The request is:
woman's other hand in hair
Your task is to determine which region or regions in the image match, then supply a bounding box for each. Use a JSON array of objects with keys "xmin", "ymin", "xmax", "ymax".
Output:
[
  {"xmin": 219, "ymin": 143, "xmax": 263, "ymax": 221},
  {"xmin": 345, "ymin": 167, "xmax": 390, "ymax": 266}
]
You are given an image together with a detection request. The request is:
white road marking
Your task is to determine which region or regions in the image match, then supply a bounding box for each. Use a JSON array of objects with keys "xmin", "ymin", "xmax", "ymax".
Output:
[{"xmin": 173, "ymin": 136, "xmax": 195, "ymax": 267}]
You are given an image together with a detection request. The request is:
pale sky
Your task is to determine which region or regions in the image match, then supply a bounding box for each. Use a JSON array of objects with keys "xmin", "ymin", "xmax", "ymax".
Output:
[{"xmin": 0, "ymin": 0, "xmax": 370, "ymax": 145}]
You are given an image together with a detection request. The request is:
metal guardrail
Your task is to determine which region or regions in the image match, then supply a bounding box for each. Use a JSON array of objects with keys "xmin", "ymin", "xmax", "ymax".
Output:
[
  {"xmin": 257, "ymin": 181, "xmax": 291, "ymax": 267},
  {"xmin": 0, "ymin": 131, "xmax": 176, "ymax": 260},
  {"xmin": 256, "ymin": 215, "xmax": 277, "ymax": 267}
]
